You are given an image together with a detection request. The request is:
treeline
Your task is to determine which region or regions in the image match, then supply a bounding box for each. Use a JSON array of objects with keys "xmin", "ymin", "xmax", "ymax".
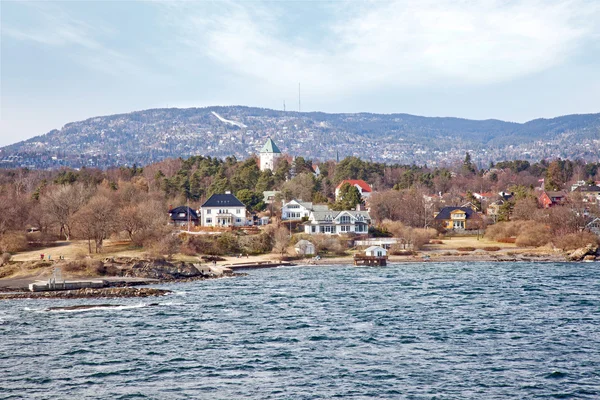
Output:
[{"xmin": 0, "ymin": 154, "xmax": 599, "ymax": 254}]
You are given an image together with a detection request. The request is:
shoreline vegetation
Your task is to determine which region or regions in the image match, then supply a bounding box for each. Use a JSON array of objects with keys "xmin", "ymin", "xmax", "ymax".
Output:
[
  {"xmin": 1, "ymin": 238, "xmax": 596, "ymax": 300},
  {"xmin": 0, "ymin": 155, "xmax": 598, "ymax": 301}
]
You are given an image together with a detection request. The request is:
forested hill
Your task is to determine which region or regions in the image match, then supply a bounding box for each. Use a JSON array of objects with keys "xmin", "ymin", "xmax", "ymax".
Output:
[{"xmin": 1, "ymin": 106, "xmax": 599, "ymax": 169}]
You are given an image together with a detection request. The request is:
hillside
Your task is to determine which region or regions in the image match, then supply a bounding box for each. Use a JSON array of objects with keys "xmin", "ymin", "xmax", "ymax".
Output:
[{"xmin": 1, "ymin": 106, "xmax": 599, "ymax": 169}]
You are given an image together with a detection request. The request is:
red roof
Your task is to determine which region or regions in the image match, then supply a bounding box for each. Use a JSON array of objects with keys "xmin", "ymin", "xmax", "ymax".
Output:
[{"xmin": 336, "ymin": 179, "xmax": 372, "ymax": 192}]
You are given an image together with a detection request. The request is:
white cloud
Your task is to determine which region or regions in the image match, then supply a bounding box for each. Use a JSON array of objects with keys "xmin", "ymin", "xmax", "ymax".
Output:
[
  {"xmin": 2, "ymin": 2, "xmax": 153, "ymax": 78},
  {"xmin": 162, "ymin": 0, "xmax": 600, "ymax": 95}
]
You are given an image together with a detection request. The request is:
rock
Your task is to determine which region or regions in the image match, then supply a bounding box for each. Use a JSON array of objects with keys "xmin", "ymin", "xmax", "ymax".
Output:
[
  {"xmin": 0, "ymin": 287, "xmax": 171, "ymax": 300},
  {"xmin": 567, "ymin": 244, "xmax": 599, "ymax": 261},
  {"xmin": 583, "ymin": 255, "xmax": 597, "ymax": 261}
]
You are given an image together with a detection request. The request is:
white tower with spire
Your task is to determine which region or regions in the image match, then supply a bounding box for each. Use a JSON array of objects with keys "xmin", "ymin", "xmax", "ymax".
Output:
[{"xmin": 259, "ymin": 138, "xmax": 282, "ymax": 171}]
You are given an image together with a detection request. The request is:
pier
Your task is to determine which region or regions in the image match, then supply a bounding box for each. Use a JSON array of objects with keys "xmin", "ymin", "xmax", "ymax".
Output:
[{"xmin": 353, "ymin": 254, "xmax": 388, "ymax": 266}]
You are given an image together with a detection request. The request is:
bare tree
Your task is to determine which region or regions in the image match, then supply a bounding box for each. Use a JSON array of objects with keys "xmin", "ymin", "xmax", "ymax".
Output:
[
  {"xmin": 40, "ymin": 184, "xmax": 93, "ymax": 240},
  {"xmin": 72, "ymin": 195, "xmax": 117, "ymax": 253},
  {"xmin": 272, "ymin": 226, "xmax": 290, "ymax": 259}
]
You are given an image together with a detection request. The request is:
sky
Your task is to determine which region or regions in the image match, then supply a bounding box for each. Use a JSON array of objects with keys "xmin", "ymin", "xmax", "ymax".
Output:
[{"xmin": 1, "ymin": 0, "xmax": 600, "ymax": 147}]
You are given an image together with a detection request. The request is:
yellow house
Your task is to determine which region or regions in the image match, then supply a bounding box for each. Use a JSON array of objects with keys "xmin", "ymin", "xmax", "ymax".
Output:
[{"xmin": 433, "ymin": 207, "xmax": 481, "ymax": 231}]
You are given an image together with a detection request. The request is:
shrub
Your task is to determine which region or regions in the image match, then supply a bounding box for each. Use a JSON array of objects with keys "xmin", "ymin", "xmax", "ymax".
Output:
[
  {"xmin": 483, "ymin": 246, "xmax": 501, "ymax": 252},
  {"xmin": 0, "ymin": 252, "xmax": 11, "ymax": 266},
  {"xmin": 389, "ymin": 245, "xmax": 415, "ymax": 256},
  {"xmin": 553, "ymin": 232, "xmax": 599, "ymax": 251},
  {"xmin": 0, "ymin": 232, "xmax": 28, "ymax": 253},
  {"xmin": 515, "ymin": 223, "xmax": 552, "ymax": 247},
  {"xmin": 497, "ymin": 237, "xmax": 516, "ymax": 243},
  {"xmin": 457, "ymin": 247, "xmax": 476, "ymax": 252},
  {"xmin": 0, "ymin": 265, "xmax": 17, "ymax": 279},
  {"xmin": 239, "ymin": 233, "xmax": 273, "ymax": 255}
]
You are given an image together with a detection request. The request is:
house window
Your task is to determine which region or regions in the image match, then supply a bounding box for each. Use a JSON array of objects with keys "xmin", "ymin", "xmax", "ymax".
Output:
[
  {"xmin": 341, "ymin": 225, "xmax": 350, "ymax": 232},
  {"xmin": 311, "ymin": 226, "xmax": 316, "ymax": 233},
  {"xmin": 340, "ymin": 216, "xmax": 351, "ymax": 223},
  {"xmin": 206, "ymin": 218, "xmax": 212, "ymax": 224},
  {"xmin": 324, "ymin": 226, "xmax": 332, "ymax": 233},
  {"xmin": 207, "ymin": 209, "xmax": 211, "ymax": 215},
  {"xmin": 236, "ymin": 218, "xmax": 241, "ymax": 223},
  {"xmin": 236, "ymin": 209, "xmax": 240, "ymax": 214},
  {"xmin": 320, "ymin": 226, "xmax": 325, "ymax": 233}
]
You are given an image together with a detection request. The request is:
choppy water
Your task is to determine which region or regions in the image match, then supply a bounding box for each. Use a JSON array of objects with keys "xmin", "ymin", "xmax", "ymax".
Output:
[{"xmin": 1, "ymin": 262, "xmax": 599, "ymax": 399}]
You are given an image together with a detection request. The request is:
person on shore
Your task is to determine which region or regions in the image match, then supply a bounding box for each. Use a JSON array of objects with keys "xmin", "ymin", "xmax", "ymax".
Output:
[{"xmin": 40, "ymin": 254, "xmax": 44, "ymax": 260}]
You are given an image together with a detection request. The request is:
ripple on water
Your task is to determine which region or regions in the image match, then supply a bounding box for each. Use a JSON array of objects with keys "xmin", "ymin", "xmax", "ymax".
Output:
[{"xmin": 0, "ymin": 262, "xmax": 599, "ymax": 399}]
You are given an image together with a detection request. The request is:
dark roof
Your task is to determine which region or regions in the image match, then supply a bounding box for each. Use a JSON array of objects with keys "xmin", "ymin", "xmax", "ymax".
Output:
[
  {"xmin": 434, "ymin": 207, "xmax": 477, "ymax": 220},
  {"xmin": 169, "ymin": 206, "xmax": 199, "ymax": 221},
  {"xmin": 575, "ymin": 185, "xmax": 600, "ymax": 192},
  {"xmin": 201, "ymin": 193, "xmax": 245, "ymax": 208}
]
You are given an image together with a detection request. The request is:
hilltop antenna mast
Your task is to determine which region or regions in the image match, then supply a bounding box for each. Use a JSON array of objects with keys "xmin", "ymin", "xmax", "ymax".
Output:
[
  {"xmin": 298, "ymin": 82, "xmax": 301, "ymax": 112},
  {"xmin": 283, "ymin": 100, "xmax": 286, "ymax": 112}
]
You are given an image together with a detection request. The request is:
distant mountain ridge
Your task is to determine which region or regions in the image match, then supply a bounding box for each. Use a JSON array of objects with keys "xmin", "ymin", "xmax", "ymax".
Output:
[{"xmin": 1, "ymin": 106, "xmax": 599, "ymax": 169}]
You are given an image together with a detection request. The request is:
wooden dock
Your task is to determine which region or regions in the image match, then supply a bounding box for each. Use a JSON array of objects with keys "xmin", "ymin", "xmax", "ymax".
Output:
[{"xmin": 353, "ymin": 254, "xmax": 388, "ymax": 266}]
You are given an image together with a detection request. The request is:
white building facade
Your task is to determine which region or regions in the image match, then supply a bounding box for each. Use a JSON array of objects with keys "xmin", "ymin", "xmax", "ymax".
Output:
[
  {"xmin": 281, "ymin": 200, "xmax": 329, "ymax": 220},
  {"xmin": 200, "ymin": 193, "xmax": 247, "ymax": 227},
  {"xmin": 304, "ymin": 210, "xmax": 371, "ymax": 235},
  {"xmin": 259, "ymin": 138, "xmax": 282, "ymax": 171}
]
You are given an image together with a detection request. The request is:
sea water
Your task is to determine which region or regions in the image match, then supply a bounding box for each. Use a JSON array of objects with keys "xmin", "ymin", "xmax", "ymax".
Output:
[{"xmin": 1, "ymin": 262, "xmax": 599, "ymax": 399}]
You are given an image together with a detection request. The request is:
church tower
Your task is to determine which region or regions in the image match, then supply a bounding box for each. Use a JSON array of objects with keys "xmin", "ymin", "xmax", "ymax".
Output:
[{"xmin": 259, "ymin": 138, "xmax": 282, "ymax": 171}]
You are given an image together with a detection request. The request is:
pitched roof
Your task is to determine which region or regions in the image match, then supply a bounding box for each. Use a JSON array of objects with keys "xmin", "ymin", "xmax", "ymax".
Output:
[
  {"xmin": 575, "ymin": 185, "xmax": 600, "ymax": 192},
  {"xmin": 310, "ymin": 210, "xmax": 371, "ymax": 222},
  {"xmin": 260, "ymin": 138, "xmax": 281, "ymax": 154},
  {"xmin": 201, "ymin": 193, "xmax": 245, "ymax": 208},
  {"xmin": 169, "ymin": 206, "xmax": 199, "ymax": 221},
  {"xmin": 336, "ymin": 179, "xmax": 372, "ymax": 192},
  {"xmin": 434, "ymin": 207, "xmax": 477, "ymax": 220},
  {"xmin": 544, "ymin": 191, "xmax": 566, "ymax": 198}
]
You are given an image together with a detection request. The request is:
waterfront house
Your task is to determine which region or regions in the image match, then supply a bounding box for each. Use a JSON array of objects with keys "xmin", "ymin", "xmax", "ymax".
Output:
[
  {"xmin": 364, "ymin": 246, "xmax": 387, "ymax": 257},
  {"xmin": 304, "ymin": 209, "xmax": 371, "ymax": 235},
  {"xmin": 538, "ymin": 190, "xmax": 567, "ymax": 208},
  {"xmin": 200, "ymin": 192, "xmax": 246, "ymax": 227},
  {"xmin": 295, "ymin": 240, "xmax": 316, "ymax": 256},
  {"xmin": 281, "ymin": 199, "xmax": 328, "ymax": 220},
  {"xmin": 335, "ymin": 180, "xmax": 372, "ymax": 200},
  {"xmin": 168, "ymin": 206, "xmax": 199, "ymax": 227},
  {"xmin": 433, "ymin": 206, "xmax": 481, "ymax": 231}
]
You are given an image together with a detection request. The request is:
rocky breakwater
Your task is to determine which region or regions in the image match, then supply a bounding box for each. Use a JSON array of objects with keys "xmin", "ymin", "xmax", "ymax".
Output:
[
  {"xmin": 566, "ymin": 244, "xmax": 600, "ymax": 262},
  {"xmin": 104, "ymin": 257, "xmax": 237, "ymax": 282},
  {"xmin": 0, "ymin": 287, "xmax": 171, "ymax": 300}
]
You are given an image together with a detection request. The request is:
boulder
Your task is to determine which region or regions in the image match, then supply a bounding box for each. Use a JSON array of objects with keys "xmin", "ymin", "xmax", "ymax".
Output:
[{"xmin": 567, "ymin": 244, "xmax": 599, "ymax": 261}]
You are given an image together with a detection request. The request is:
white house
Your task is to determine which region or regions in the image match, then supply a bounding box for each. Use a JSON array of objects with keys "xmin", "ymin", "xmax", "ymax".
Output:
[
  {"xmin": 281, "ymin": 200, "xmax": 328, "ymax": 220},
  {"xmin": 200, "ymin": 192, "xmax": 247, "ymax": 227},
  {"xmin": 335, "ymin": 179, "xmax": 372, "ymax": 200},
  {"xmin": 365, "ymin": 246, "xmax": 387, "ymax": 257},
  {"xmin": 295, "ymin": 240, "xmax": 316, "ymax": 256},
  {"xmin": 259, "ymin": 138, "xmax": 282, "ymax": 171},
  {"xmin": 586, "ymin": 218, "xmax": 600, "ymax": 236},
  {"xmin": 304, "ymin": 210, "xmax": 371, "ymax": 235}
]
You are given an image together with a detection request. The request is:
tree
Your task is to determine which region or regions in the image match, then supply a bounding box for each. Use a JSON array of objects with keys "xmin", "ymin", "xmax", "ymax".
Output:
[
  {"xmin": 332, "ymin": 183, "xmax": 362, "ymax": 210},
  {"xmin": 462, "ymin": 152, "xmax": 476, "ymax": 175},
  {"xmin": 282, "ymin": 173, "xmax": 315, "ymax": 202},
  {"xmin": 272, "ymin": 226, "xmax": 290, "ymax": 259},
  {"xmin": 236, "ymin": 189, "xmax": 265, "ymax": 212},
  {"xmin": 72, "ymin": 195, "xmax": 118, "ymax": 253},
  {"xmin": 40, "ymin": 184, "xmax": 93, "ymax": 240}
]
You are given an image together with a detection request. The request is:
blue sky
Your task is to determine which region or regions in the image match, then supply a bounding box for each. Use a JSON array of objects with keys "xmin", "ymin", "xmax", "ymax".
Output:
[{"xmin": 1, "ymin": 0, "xmax": 599, "ymax": 147}]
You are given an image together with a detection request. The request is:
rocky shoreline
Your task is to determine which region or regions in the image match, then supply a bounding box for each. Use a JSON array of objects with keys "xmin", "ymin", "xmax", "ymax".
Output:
[{"xmin": 0, "ymin": 287, "xmax": 171, "ymax": 300}]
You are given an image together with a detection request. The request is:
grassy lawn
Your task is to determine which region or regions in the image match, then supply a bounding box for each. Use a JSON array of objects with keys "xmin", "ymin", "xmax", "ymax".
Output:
[{"xmin": 424, "ymin": 236, "xmax": 517, "ymax": 250}]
